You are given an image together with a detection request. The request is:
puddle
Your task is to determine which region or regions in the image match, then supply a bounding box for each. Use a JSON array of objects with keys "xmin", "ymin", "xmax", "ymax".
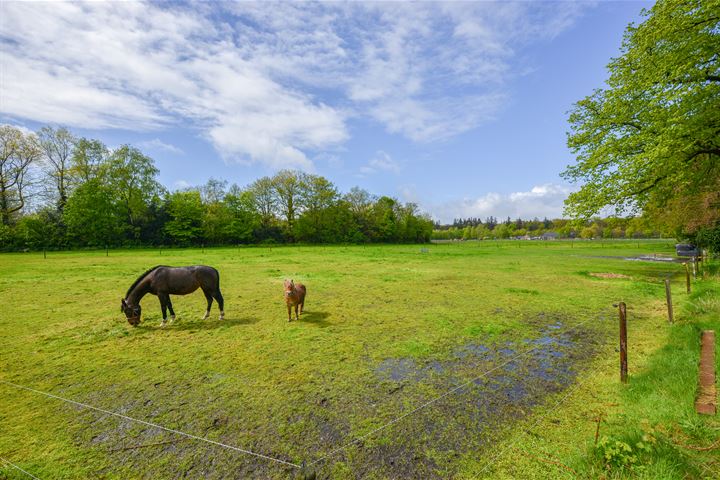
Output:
[
  {"xmin": 375, "ymin": 322, "xmax": 584, "ymax": 401},
  {"xmin": 376, "ymin": 358, "xmax": 423, "ymax": 381},
  {"xmin": 322, "ymin": 319, "xmax": 603, "ymax": 479},
  {"xmin": 587, "ymin": 254, "xmax": 685, "ymax": 263}
]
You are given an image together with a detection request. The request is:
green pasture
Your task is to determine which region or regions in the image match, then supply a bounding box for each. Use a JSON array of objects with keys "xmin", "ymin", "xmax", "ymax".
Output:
[{"xmin": 1, "ymin": 240, "xmax": 717, "ymax": 479}]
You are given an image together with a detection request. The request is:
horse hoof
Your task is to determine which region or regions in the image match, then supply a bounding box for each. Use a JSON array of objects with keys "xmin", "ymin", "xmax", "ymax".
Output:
[{"xmin": 170, "ymin": 316, "xmax": 176, "ymax": 324}]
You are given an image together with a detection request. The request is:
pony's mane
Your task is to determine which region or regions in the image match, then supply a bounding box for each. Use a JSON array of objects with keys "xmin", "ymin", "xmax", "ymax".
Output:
[{"xmin": 126, "ymin": 265, "xmax": 164, "ymax": 297}]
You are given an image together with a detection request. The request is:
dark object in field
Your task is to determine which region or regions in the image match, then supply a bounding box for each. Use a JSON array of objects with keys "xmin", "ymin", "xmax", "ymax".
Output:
[
  {"xmin": 675, "ymin": 243, "xmax": 700, "ymax": 257},
  {"xmin": 284, "ymin": 279, "xmax": 306, "ymax": 322},
  {"xmin": 121, "ymin": 265, "xmax": 224, "ymax": 327}
]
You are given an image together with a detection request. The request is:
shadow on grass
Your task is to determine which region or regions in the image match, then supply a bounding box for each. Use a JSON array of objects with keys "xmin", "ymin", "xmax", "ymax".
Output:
[
  {"xmin": 299, "ymin": 310, "xmax": 331, "ymax": 327},
  {"xmin": 152, "ymin": 315, "xmax": 260, "ymax": 331}
]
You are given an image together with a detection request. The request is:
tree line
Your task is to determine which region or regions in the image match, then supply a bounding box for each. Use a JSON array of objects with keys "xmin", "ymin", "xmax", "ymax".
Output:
[
  {"xmin": 432, "ymin": 216, "xmax": 663, "ymax": 241},
  {"xmin": 0, "ymin": 125, "xmax": 434, "ymax": 250}
]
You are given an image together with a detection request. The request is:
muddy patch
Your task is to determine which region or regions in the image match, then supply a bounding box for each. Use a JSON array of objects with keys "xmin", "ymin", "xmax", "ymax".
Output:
[
  {"xmin": 589, "ymin": 272, "xmax": 631, "ymax": 279},
  {"xmin": 334, "ymin": 320, "xmax": 605, "ymax": 479}
]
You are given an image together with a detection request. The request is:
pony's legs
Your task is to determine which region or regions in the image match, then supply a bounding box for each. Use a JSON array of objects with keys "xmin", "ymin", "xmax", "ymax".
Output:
[
  {"xmin": 294, "ymin": 304, "xmax": 300, "ymax": 321},
  {"xmin": 300, "ymin": 300, "xmax": 304, "ymax": 314},
  {"xmin": 287, "ymin": 304, "xmax": 292, "ymax": 322}
]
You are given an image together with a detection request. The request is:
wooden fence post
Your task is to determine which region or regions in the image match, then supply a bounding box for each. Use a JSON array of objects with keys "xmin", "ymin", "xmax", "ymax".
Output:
[
  {"xmin": 692, "ymin": 257, "xmax": 697, "ymax": 279},
  {"xmin": 695, "ymin": 330, "xmax": 717, "ymax": 415},
  {"xmin": 684, "ymin": 262, "xmax": 691, "ymax": 294},
  {"xmin": 664, "ymin": 279, "xmax": 674, "ymax": 323},
  {"xmin": 618, "ymin": 302, "xmax": 628, "ymax": 383}
]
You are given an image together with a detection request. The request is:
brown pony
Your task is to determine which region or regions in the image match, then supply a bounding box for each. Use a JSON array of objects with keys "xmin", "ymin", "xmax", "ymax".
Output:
[{"xmin": 284, "ymin": 279, "xmax": 306, "ymax": 322}]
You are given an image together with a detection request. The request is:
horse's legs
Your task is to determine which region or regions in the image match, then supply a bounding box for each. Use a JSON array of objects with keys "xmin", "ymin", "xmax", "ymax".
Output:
[
  {"xmin": 294, "ymin": 304, "xmax": 299, "ymax": 321},
  {"xmin": 166, "ymin": 296, "xmax": 176, "ymax": 323},
  {"xmin": 202, "ymin": 290, "xmax": 213, "ymax": 320},
  {"xmin": 214, "ymin": 289, "xmax": 225, "ymax": 320},
  {"xmin": 300, "ymin": 299, "xmax": 304, "ymax": 314},
  {"xmin": 287, "ymin": 304, "xmax": 292, "ymax": 322},
  {"xmin": 159, "ymin": 294, "xmax": 169, "ymax": 326}
]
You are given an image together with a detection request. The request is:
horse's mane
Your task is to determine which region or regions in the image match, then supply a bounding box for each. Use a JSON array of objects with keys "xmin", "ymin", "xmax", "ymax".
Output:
[{"xmin": 126, "ymin": 265, "xmax": 164, "ymax": 297}]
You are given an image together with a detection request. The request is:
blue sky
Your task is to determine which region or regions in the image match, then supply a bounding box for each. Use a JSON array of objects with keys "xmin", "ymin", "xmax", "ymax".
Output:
[{"xmin": 0, "ymin": 1, "xmax": 652, "ymax": 222}]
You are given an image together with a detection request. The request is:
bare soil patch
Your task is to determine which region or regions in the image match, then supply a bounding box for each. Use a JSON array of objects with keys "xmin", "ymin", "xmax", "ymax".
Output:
[{"xmin": 589, "ymin": 272, "xmax": 631, "ymax": 279}]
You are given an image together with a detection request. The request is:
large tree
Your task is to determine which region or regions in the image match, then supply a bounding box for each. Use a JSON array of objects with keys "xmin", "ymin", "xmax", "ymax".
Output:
[
  {"xmin": 271, "ymin": 169, "xmax": 306, "ymax": 239},
  {"xmin": 0, "ymin": 126, "xmax": 41, "ymax": 225},
  {"xmin": 248, "ymin": 176, "xmax": 278, "ymax": 230},
  {"xmin": 164, "ymin": 190, "xmax": 204, "ymax": 245},
  {"xmin": 38, "ymin": 126, "xmax": 76, "ymax": 212},
  {"xmin": 562, "ymin": 0, "xmax": 720, "ymax": 233},
  {"xmin": 71, "ymin": 138, "xmax": 108, "ymax": 183},
  {"xmin": 103, "ymin": 145, "xmax": 163, "ymax": 239},
  {"xmin": 64, "ymin": 178, "xmax": 123, "ymax": 246}
]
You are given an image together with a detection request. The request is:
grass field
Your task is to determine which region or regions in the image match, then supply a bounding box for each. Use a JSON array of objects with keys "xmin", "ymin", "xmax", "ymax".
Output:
[{"xmin": 1, "ymin": 240, "xmax": 717, "ymax": 479}]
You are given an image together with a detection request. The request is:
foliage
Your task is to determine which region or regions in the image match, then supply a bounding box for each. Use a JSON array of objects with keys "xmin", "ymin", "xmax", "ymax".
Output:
[
  {"xmin": 0, "ymin": 125, "xmax": 42, "ymax": 225},
  {"xmin": 431, "ymin": 216, "xmax": 665, "ymax": 240},
  {"xmin": 596, "ymin": 437, "xmax": 638, "ymax": 470},
  {"xmin": 562, "ymin": 0, "xmax": 720, "ymax": 238},
  {"xmin": 0, "ymin": 124, "xmax": 436, "ymax": 250},
  {"xmin": 164, "ymin": 190, "xmax": 204, "ymax": 245}
]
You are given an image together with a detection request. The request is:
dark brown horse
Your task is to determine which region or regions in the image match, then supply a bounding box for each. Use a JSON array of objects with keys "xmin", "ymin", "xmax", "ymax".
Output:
[
  {"xmin": 284, "ymin": 279, "xmax": 306, "ymax": 322},
  {"xmin": 121, "ymin": 265, "xmax": 224, "ymax": 326}
]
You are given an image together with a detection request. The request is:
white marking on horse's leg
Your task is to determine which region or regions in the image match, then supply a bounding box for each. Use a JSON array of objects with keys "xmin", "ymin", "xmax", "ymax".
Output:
[
  {"xmin": 219, "ymin": 311, "xmax": 225, "ymax": 320},
  {"xmin": 170, "ymin": 315, "xmax": 176, "ymax": 324},
  {"xmin": 202, "ymin": 310, "xmax": 209, "ymax": 320},
  {"xmin": 160, "ymin": 319, "xmax": 166, "ymax": 327}
]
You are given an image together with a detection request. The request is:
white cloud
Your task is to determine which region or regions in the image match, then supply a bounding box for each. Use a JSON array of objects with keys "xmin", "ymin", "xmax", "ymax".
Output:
[
  {"xmin": 138, "ymin": 139, "xmax": 184, "ymax": 155},
  {"xmin": 428, "ymin": 184, "xmax": 576, "ymax": 223},
  {"xmin": 0, "ymin": 2, "xmax": 589, "ymax": 169},
  {"xmin": 174, "ymin": 180, "xmax": 191, "ymax": 190},
  {"xmin": 0, "ymin": 2, "xmax": 347, "ymax": 170},
  {"xmin": 360, "ymin": 150, "xmax": 401, "ymax": 175}
]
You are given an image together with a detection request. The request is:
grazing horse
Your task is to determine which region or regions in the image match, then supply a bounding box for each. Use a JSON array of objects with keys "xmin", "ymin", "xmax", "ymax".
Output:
[
  {"xmin": 284, "ymin": 279, "xmax": 306, "ymax": 322},
  {"xmin": 121, "ymin": 265, "xmax": 224, "ymax": 327}
]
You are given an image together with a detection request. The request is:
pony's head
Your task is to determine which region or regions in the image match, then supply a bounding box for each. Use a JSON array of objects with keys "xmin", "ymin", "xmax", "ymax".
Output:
[
  {"xmin": 284, "ymin": 279, "xmax": 295, "ymax": 296},
  {"xmin": 121, "ymin": 298, "xmax": 142, "ymax": 326}
]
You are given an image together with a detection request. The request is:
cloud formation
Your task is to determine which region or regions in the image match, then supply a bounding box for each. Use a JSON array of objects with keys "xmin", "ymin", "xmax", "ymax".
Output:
[
  {"xmin": 0, "ymin": 2, "xmax": 587, "ymax": 170},
  {"xmin": 429, "ymin": 184, "xmax": 576, "ymax": 223},
  {"xmin": 138, "ymin": 139, "xmax": 184, "ymax": 155},
  {"xmin": 360, "ymin": 151, "xmax": 401, "ymax": 175}
]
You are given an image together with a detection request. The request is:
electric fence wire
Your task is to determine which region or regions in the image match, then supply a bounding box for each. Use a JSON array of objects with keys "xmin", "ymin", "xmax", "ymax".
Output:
[
  {"xmin": 1, "ymin": 312, "xmax": 611, "ymax": 475},
  {"xmin": 308, "ymin": 313, "xmax": 609, "ymax": 468},
  {"xmin": 473, "ymin": 357, "xmax": 616, "ymax": 478},
  {"xmin": 0, "ymin": 380, "xmax": 302, "ymax": 469},
  {"xmin": 0, "ymin": 456, "xmax": 41, "ymax": 480}
]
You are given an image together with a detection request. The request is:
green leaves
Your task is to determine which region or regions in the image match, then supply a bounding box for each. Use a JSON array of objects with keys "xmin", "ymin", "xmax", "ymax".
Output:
[{"xmin": 563, "ymin": 0, "xmax": 720, "ymax": 223}]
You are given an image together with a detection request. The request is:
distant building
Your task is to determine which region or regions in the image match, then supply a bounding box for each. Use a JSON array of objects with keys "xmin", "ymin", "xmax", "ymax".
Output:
[{"xmin": 542, "ymin": 232, "xmax": 559, "ymax": 240}]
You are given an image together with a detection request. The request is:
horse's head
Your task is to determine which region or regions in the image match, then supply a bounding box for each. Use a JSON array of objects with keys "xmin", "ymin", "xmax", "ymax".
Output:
[
  {"xmin": 121, "ymin": 298, "xmax": 142, "ymax": 326},
  {"xmin": 284, "ymin": 279, "xmax": 295, "ymax": 297}
]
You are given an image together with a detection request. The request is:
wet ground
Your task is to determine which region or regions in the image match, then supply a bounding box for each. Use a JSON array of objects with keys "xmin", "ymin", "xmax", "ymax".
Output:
[
  {"xmin": 72, "ymin": 316, "xmax": 608, "ymax": 479},
  {"xmin": 586, "ymin": 254, "xmax": 688, "ymax": 263},
  {"xmin": 306, "ymin": 316, "xmax": 608, "ymax": 479}
]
